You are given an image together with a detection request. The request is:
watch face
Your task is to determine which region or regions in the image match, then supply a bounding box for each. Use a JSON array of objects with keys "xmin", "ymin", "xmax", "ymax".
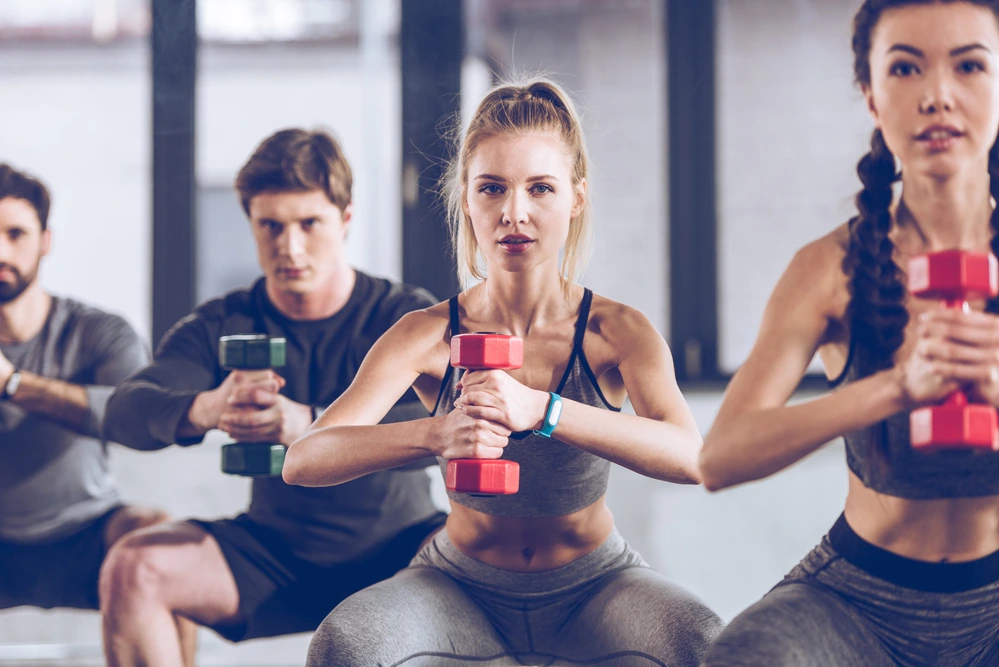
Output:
[
  {"xmin": 5, "ymin": 372, "xmax": 20, "ymax": 398},
  {"xmin": 548, "ymin": 399, "xmax": 563, "ymax": 426}
]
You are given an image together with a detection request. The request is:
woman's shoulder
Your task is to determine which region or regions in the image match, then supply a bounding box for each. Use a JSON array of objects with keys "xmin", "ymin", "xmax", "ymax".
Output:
[
  {"xmin": 584, "ymin": 290, "xmax": 662, "ymax": 349},
  {"xmin": 777, "ymin": 224, "xmax": 852, "ymax": 322},
  {"xmin": 777, "ymin": 225, "xmax": 851, "ymax": 293},
  {"xmin": 391, "ymin": 300, "xmax": 453, "ymax": 343},
  {"xmin": 794, "ymin": 223, "xmax": 850, "ymax": 272},
  {"xmin": 586, "ymin": 291, "xmax": 649, "ymax": 324}
]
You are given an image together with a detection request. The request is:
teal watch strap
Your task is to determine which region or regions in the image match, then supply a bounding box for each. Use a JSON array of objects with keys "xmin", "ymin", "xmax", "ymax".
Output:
[{"xmin": 533, "ymin": 392, "xmax": 563, "ymax": 438}]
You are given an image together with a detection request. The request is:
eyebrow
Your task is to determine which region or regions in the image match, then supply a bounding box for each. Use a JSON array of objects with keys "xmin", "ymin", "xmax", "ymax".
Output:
[
  {"xmin": 473, "ymin": 174, "xmax": 560, "ymax": 182},
  {"xmin": 888, "ymin": 43, "xmax": 992, "ymax": 57},
  {"xmin": 258, "ymin": 217, "xmax": 319, "ymax": 225}
]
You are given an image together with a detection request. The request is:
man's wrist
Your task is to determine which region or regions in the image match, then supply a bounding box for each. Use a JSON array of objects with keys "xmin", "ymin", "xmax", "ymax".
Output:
[
  {"xmin": 0, "ymin": 361, "xmax": 16, "ymax": 394},
  {"xmin": 276, "ymin": 400, "xmax": 315, "ymax": 447},
  {"xmin": 1, "ymin": 368, "xmax": 22, "ymax": 400},
  {"xmin": 299, "ymin": 401, "xmax": 316, "ymax": 436},
  {"xmin": 186, "ymin": 390, "xmax": 220, "ymax": 434}
]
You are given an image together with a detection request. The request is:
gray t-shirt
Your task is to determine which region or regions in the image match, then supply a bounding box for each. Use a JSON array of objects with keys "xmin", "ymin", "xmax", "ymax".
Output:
[{"xmin": 0, "ymin": 296, "xmax": 149, "ymax": 543}]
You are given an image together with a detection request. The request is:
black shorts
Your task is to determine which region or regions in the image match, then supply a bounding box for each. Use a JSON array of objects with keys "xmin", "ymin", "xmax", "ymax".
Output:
[
  {"xmin": 190, "ymin": 512, "xmax": 448, "ymax": 642},
  {"xmin": 0, "ymin": 505, "xmax": 121, "ymax": 610}
]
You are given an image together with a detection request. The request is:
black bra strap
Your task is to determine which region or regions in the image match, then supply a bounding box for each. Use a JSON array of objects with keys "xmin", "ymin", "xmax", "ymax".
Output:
[
  {"xmin": 448, "ymin": 296, "xmax": 460, "ymax": 338},
  {"xmin": 573, "ymin": 289, "xmax": 593, "ymax": 348}
]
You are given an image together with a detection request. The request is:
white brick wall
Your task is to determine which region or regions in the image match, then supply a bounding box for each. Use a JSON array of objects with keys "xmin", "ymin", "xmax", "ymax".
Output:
[
  {"xmin": 0, "ymin": 1, "xmax": 854, "ymax": 658},
  {"xmin": 487, "ymin": 0, "xmax": 669, "ymax": 335},
  {"xmin": 717, "ymin": 0, "xmax": 873, "ymax": 372}
]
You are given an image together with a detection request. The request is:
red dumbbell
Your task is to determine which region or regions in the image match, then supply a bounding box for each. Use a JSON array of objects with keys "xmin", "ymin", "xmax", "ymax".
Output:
[
  {"xmin": 908, "ymin": 250, "xmax": 999, "ymax": 452},
  {"xmin": 446, "ymin": 333, "xmax": 523, "ymax": 494}
]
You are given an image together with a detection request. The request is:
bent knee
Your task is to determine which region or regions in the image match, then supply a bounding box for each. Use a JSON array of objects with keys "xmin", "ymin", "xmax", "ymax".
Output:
[
  {"xmin": 596, "ymin": 569, "xmax": 724, "ymax": 663},
  {"xmin": 104, "ymin": 506, "xmax": 171, "ymax": 548},
  {"xmin": 99, "ymin": 532, "xmax": 176, "ymax": 611},
  {"xmin": 306, "ymin": 608, "xmax": 370, "ymax": 667},
  {"xmin": 701, "ymin": 583, "xmax": 864, "ymax": 667},
  {"xmin": 653, "ymin": 599, "xmax": 725, "ymax": 667}
]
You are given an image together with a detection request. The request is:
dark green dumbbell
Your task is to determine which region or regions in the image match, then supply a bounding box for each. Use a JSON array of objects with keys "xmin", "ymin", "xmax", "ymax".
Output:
[{"xmin": 219, "ymin": 334, "xmax": 287, "ymax": 477}]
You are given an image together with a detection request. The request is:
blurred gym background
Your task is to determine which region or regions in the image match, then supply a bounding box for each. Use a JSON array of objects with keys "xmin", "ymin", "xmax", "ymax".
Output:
[{"xmin": 0, "ymin": 0, "xmax": 873, "ymax": 664}]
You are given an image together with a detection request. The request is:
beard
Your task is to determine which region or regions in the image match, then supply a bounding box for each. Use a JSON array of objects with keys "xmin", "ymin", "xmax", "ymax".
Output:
[{"xmin": 0, "ymin": 261, "xmax": 38, "ymax": 304}]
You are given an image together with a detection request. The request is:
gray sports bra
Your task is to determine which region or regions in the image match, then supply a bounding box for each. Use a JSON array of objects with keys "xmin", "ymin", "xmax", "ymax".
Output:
[
  {"xmin": 432, "ymin": 289, "xmax": 620, "ymax": 517},
  {"xmin": 831, "ymin": 338, "xmax": 999, "ymax": 499}
]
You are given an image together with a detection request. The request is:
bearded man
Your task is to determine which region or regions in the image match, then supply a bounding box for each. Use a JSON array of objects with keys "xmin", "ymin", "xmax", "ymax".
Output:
[{"xmin": 0, "ymin": 163, "xmax": 169, "ymax": 615}]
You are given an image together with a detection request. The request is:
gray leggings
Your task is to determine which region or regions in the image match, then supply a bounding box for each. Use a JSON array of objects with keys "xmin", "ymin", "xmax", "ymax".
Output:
[
  {"xmin": 307, "ymin": 528, "xmax": 723, "ymax": 666},
  {"xmin": 701, "ymin": 514, "xmax": 999, "ymax": 667}
]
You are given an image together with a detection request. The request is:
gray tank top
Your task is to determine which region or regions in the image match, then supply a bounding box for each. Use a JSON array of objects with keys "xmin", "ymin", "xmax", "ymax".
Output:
[
  {"xmin": 432, "ymin": 290, "xmax": 619, "ymax": 517},
  {"xmin": 831, "ymin": 338, "xmax": 999, "ymax": 499}
]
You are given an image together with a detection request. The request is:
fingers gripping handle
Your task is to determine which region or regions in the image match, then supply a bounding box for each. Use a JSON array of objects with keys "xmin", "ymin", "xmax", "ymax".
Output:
[
  {"xmin": 447, "ymin": 333, "xmax": 522, "ymax": 495},
  {"xmin": 907, "ymin": 251, "xmax": 999, "ymax": 451},
  {"xmin": 218, "ymin": 335, "xmax": 288, "ymax": 476}
]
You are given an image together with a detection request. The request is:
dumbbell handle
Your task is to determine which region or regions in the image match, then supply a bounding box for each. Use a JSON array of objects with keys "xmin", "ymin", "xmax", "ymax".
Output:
[
  {"xmin": 938, "ymin": 295, "xmax": 990, "ymax": 410},
  {"xmin": 941, "ymin": 299, "xmax": 971, "ymax": 405},
  {"xmin": 907, "ymin": 251, "xmax": 999, "ymax": 450},
  {"xmin": 218, "ymin": 335, "xmax": 286, "ymax": 476},
  {"xmin": 448, "ymin": 333, "xmax": 522, "ymax": 495},
  {"xmin": 920, "ymin": 296, "xmax": 999, "ymax": 446}
]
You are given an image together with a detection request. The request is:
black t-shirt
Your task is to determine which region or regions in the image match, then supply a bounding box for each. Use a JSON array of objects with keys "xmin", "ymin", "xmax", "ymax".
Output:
[{"xmin": 104, "ymin": 271, "xmax": 441, "ymax": 565}]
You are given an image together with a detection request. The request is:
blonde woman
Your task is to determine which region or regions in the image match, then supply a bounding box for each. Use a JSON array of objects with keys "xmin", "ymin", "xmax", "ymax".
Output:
[{"xmin": 284, "ymin": 78, "xmax": 722, "ymax": 666}]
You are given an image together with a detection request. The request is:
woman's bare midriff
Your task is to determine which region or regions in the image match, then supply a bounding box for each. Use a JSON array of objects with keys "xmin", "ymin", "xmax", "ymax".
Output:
[
  {"xmin": 444, "ymin": 496, "xmax": 615, "ymax": 572},
  {"xmin": 844, "ymin": 471, "xmax": 999, "ymax": 562}
]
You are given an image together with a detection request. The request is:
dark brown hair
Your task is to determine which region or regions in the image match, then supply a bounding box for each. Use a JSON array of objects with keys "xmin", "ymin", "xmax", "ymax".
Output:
[
  {"xmin": 0, "ymin": 164, "xmax": 51, "ymax": 230},
  {"xmin": 235, "ymin": 128, "xmax": 352, "ymax": 215},
  {"xmin": 846, "ymin": 0, "xmax": 999, "ymax": 372}
]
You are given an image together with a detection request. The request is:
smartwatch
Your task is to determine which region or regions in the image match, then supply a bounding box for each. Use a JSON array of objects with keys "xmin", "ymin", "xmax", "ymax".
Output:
[
  {"xmin": 532, "ymin": 392, "xmax": 563, "ymax": 438},
  {"xmin": 2, "ymin": 370, "xmax": 22, "ymax": 399}
]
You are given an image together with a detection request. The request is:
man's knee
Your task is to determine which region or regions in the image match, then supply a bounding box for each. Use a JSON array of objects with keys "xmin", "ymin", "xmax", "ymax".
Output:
[
  {"xmin": 99, "ymin": 528, "xmax": 178, "ymax": 613},
  {"xmin": 104, "ymin": 505, "xmax": 172, "ymax": 548}
]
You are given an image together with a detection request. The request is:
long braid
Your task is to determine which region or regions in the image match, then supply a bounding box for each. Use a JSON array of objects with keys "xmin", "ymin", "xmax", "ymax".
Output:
[
  {"xmin": 988, "ymin": 139, "xmax": 999, "ymax": 315},
  {"xmin": 846, "ymin": 129, "xmax": 908, "ymax": 373},
  {"xmin": 849, "ymin": 0, "xmax": 999, "ymax": 367}
]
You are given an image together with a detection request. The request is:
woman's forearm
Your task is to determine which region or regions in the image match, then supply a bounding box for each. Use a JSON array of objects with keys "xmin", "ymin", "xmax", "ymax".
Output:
[
  {"xmin": 283, "ymin": 417, "xmax": 440, "ymax": 487},
  {"xmin": 699, "ymin": 369, "xmax": 908, "ymax": 491},
  {"xmin": 551, "ymin": 399, "xmax": 703, "ymax": 484}
]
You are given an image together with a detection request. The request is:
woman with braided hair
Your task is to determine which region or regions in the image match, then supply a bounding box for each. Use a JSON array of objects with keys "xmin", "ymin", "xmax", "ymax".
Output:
[{"xmin": 699, "ymin": 1, "xmax": 999, "ymax": 665}]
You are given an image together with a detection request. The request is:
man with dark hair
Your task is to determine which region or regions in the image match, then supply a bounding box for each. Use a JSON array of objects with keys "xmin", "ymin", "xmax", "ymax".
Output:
[
  {"xmin": 0, "ymin": 163, "xmax": 168, "ymax": 613},
  {"xmin": 99, "ymin": 128, "xmax": 446, "ymax": 666}
]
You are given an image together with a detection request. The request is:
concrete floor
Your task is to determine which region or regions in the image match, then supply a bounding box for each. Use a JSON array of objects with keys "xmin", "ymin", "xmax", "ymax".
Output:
[{"xmin": 0, "ymin": 390, "xmax": 848, "ymax": 665}]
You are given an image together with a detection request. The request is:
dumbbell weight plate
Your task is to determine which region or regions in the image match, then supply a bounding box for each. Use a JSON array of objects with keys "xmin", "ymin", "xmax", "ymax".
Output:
[
  {"xmin": 221, "ymin": 442, "xmax": 285, "ymax": 477},
  {"xmin": 219, "ymin": 335, "xmax": 287, "ymax": 370}
]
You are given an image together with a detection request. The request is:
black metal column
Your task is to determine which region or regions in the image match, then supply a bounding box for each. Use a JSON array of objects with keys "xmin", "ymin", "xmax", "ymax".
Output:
[
  {"xmin": 151, "ymin": 0, "xmax": 197, "ymax": 345},
  {"xmin": 400, "ymin": 0, "xmax": 463, "ymax": 301},
  {"xmin": 668, "ymin": 0, "xmax": 719, "ymax": 383}
]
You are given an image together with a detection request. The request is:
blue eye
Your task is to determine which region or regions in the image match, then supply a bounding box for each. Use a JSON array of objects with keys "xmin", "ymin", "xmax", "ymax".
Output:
[
  {"xmin": 531, "ymin": 184, "xmax": 554, "ymax": 194},
  {"xmin": 479, "ymin": 184, "xmax": 503, "ymax": 194}
]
